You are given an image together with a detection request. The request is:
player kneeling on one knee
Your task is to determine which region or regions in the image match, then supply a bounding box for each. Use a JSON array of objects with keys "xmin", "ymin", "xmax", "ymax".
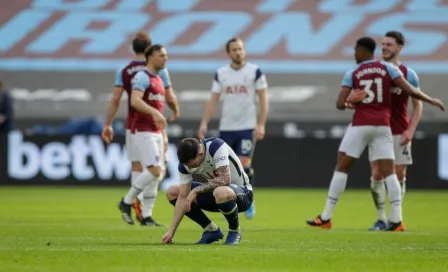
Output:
[{"xmin": 162, "ymin": 137, "xmax": 253, "ymax": 245}]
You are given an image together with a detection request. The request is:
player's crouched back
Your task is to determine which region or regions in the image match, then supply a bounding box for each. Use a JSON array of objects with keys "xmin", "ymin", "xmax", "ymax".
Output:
[{"xmin": 162, "ymin": 137, "xmax": 254, "ymax": 245}]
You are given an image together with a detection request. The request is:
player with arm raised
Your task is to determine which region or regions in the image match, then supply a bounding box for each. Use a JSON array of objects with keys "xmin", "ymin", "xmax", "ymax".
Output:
[
  {"xmin": 198, "ymin": 37, "xmax": 269, "ymax": 220},
  {"xmin": 117, "ymin": 44, "xmax": 171, "ymax": 226},
  {"xmin": 101, "ymin": 33, "xmax": 179, "ymax": 226},
  {"xmin": 369, "ymin": 31, "xmax": 423, "ymax": 231},
  {"xmin": 306, "ymin": 37, "xmax": 444, "ymax": 231},
  {"xmin": 161, "ymin": 137, "xmax": 253, "ymax": 245}
]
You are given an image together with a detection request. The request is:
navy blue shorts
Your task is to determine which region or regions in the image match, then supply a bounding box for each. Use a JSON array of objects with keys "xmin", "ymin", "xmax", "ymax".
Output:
[
  {"xmin": 191, "ymin": 182, "xmax": 253, "ymax": 213},
  {"xmin": 219, "ymin": 129, "xmax": 255, "ymax": 157}
]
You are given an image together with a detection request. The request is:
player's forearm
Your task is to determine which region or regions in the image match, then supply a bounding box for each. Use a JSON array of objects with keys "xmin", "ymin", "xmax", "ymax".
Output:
[
  {"xmin": 336, "ymin": 100, "xmax": 348, "ymax": 110},
  {"xmin": 167, "ymin": 100, "xmax": 180, "ymax": 116},
  {"xmin": 398, "ymin": 81, "xmax": 433, "ymax": 104},
  {"xmin": 166, "ymin": 89, "xmax": 180, "ymax": 115},
  {"xmin": 201, "ymin": 100, "xmax": 217, "ymax": 124},
  {"xmin": 131, "ymin": 96, "xmax": 158, "ymax": 116},
  {"xmin": 257, "ymin": 96, "xmax": 269, "ymax": 126},
  {"xmin": 169, "ymin": 197, "xmax": 186, "ymax": 233},
  {"xmin": 336, "ymin": 89, "xmax": 351, "ymax": 110},
  {"xmin": 192, "ymin": 166, "xmax": 231, "ymax": 194},
  {"xmin": 192, "ymin": 181, "xmax": 221, "ymax": 194},
  {"xmin": 104, "ymin": 100, "xmax": 120, "ymax": 126},
  {"xmin": 409, "ymin": 99, "xmax": 423, "ymax": 131}
]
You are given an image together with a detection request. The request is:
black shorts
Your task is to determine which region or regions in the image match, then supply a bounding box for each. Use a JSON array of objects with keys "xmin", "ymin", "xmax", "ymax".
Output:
[
  {"xmin": 191, "ymin": 182, "xmax": 254, "ymax": 213},
  {"xmin": 219, "ymin": 129, "xmax": 255, "ymax": 157}
]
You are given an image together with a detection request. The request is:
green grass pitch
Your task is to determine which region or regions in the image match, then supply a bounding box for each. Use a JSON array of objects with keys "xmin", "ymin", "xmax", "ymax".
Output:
[{"xmin": 1, "ymin": 187, "xmax": 447, "ymax": 271}]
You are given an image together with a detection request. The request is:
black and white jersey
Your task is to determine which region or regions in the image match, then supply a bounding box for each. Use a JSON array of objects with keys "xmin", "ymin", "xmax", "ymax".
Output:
[{"xmin": 178, "ymin": 138, "xmax": 252, "ymax": 190}]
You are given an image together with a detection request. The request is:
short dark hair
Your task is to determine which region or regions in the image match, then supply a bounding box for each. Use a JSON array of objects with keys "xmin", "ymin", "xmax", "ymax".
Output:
[
  {"xmin": 385, "ymin": 31, "xmax": 405, "ymax": 46},
  {"xmin": 132, "ymin": 32, "xmax": 151, "ymax": 54},
  {"xmin": 225, "ymin": 37, "xmax": 243, "ymax": 53},
  {"xmin": 356, "ymin": 37, "xmax": 376, "ymax": 53},
  {"xmin": 177, "ymin": 138, "xmax": 200, "ymax": 164},
  {"xmin": 144, "ymin": 44, "xmax": 164, "ymax": 60}
]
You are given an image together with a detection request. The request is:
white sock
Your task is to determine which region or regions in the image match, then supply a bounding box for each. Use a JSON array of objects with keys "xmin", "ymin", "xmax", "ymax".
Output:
[
  {"xmin": 141, "ymin": 180, "xmax": 159, "ymax": 218},
  {"xmin": 204, "ymin": 222, "xmax": 218, "ymax": 231},
  {"xmin": 385, "ymin": 174, "xmax": 402, "ymax": 223},
  {"xmin": 370, "ymin": 178, "xmax": 387, "ymax": 222},
  {"xmin": 400, "ymin": 178, "xmax": 406, "ymax": 200},
  {"xmin": 131, "ymin": 171, "xmax": 144, "ymax": 202},
  {"xmin": 321, "ymin": 171, "xmax": 348, "ymax": 220},
  {"xmin": 124, "ymin": 171, "xmax": 155, "ymax": 204}
]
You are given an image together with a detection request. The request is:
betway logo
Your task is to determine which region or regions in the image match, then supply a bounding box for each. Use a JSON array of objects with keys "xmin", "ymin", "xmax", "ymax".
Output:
[
  {"xmin": 148, "ymin": 93, "xmax": 164, "ymax": 101},
  {"xmin": 8, "ymin": 132, "xmax": 130, "ymax": 180}
]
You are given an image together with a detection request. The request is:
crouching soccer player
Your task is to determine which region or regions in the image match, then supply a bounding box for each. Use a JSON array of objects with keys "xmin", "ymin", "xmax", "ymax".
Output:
[{"xmin": 161, "ymin": 137, "xmax": 253, "ymax": 245}]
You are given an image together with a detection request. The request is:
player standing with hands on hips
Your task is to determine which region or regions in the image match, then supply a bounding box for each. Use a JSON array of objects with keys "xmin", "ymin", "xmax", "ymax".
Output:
[{"xmin": 198, "ymin": 37, "xmax": 269, "ymax": 220}]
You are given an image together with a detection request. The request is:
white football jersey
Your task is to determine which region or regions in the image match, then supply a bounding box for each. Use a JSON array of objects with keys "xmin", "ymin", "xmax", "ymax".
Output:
[
  {"xmin": 178, "ymin": 138, "xmax": 252, "ymax": 190},
  {"xmin": 212, "ymin": 62, "xmax": 268, "ymax": 131}
]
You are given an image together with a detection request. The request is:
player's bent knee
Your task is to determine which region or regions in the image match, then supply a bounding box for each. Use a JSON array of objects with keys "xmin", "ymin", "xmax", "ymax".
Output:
[
  {"xmin": 147, "ymin": 166, "xmax": 162, "ymax": 178},
  {"xmin": 213, "ymin": 186, "xmax": 236, "ymax": 202},
  {"xmin": 376, "ymin": 159, "xmax": 395, "ymax": 177},
  {"xmin": 334, "ymin": 152, "xmax": 356, "ymax": 173},
  {"xmin": 371, "ymin": 172, "xmax": 383, "ymax": 181},
  {"xmin": 395, "ymin": 166, "xmax": 407, "ymax": 181},
  {"xmin": 166, "ymin": 185, "xmax": 180, "ymax": 201}
]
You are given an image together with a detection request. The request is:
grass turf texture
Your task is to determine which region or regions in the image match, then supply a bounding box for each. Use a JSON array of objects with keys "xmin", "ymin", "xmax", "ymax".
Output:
[{"xmin": 0, "ymin": 187, "xmax": 447, "ymax": 272}]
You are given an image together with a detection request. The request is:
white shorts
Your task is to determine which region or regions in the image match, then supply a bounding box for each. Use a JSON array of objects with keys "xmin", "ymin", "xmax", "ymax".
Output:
[
  {"xmin": 392, "ymin": 135, "xmax": 412, "ymax": 165},
  {"xmin": 125, "ymin": 129, "xmax": 138, "ymax": 162},
  {"xmin": 131, "ymin": 131, "xmax": 165, "ymax": 167},
  {"xmin": 339, "ymin": 125, "xmax": 394, "ymax": 161}
]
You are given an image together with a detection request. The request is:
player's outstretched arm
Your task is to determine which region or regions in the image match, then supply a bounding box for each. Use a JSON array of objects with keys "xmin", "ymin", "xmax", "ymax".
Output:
[
  {"xmin": 393, "ymin": 77, "xmax": 445, "ymax": 111},
  {"xmin": 162, "ymin": 183, "xmax": 191, "ymax": 244}
]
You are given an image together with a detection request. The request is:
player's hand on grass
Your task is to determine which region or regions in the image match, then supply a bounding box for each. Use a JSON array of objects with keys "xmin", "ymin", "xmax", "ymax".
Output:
[
  {"xmin": 198, "ymin": 123, "xmax": 207, "ymax": 139},
  {"xmin": 400, "ymin": 128, "xmax": 414, "ymax": 145},
  {"xmin": 162, "ymin": 231, "xmax": 174, "ymax": 244},
  {"xmin": 429, "ymin": 98, "xmax": 445, "ymax": 111},
  {"xmin": 101, "ymin": 126, "xmax": 114, "ymax": 144},
  {"xmin": 184, "ymin": 191, "xmax": 198, "ymax": 213},
  {"xmin": 347, "ymin": 89, "xmax": 368, "ymax": 104},
  {"xmin": 255, "ymin": 124, "xmax": 265, "ymax": 141}
]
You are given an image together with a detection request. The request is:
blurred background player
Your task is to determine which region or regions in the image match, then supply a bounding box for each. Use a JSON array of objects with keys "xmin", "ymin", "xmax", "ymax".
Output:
[
  {"xmin": 306, "ymin": 37, "xmax": 444, "ymax": 231},
  {"xmin": 369, "ymin": 31, "xmax": 423, "ymax": 231},
  {"xmin": 162, "ymin": 137, "xmax": 253, "ymax": 245},
  {"xmin": 198, "ymin": 37, "xmax": 269, "ymax": 220},
  {"xmin": 118, "ymin": 44, "xmax": 169, "ymax": 226},
  {"xmin": 102, "ymin": 38, "xmax": 176, "ymax": 226},
  {"xmin": 102, "ymin": 33, "xmax": 179, "ymax": 226}
]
